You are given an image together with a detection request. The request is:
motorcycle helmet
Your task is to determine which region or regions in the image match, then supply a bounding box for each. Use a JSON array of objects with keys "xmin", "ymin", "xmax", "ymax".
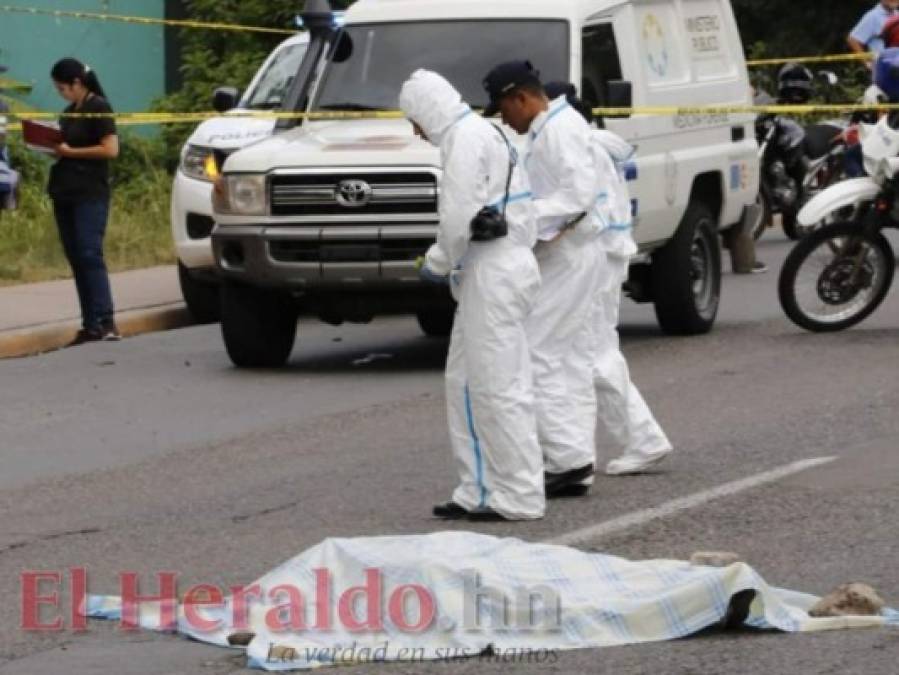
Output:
[
  {"xmin": 875, "ymin": 47, "xmax": 899, "ymax": 102},
  {"xmin": 883, "ymin": 15, "xmax": 899, "ymax": 49},
  {"xmin": 777, "ymin": 63, "xmax": 813, "ymax": 104}
]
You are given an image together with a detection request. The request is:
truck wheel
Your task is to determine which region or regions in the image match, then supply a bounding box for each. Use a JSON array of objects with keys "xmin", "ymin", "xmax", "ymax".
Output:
[
  {"xmin": 416, "ymin": 308, "xmax": 455, "ymax": 337},
  {"xmin": 178, "ymin": 262, "xmax": 220, "ymax": 324},
  {"xmin": 651, "ymin": 202, "xmax": 721, "ymax": 335},
  {"xmin": 220, "ymin": 282, "xmax": 297, "ymax": 368}
]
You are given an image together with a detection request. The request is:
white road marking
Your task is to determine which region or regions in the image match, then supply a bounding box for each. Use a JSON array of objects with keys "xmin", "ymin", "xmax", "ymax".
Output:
[{"xmin": 547, "ymin": 456, "xmax": 838, "ymax": 548}]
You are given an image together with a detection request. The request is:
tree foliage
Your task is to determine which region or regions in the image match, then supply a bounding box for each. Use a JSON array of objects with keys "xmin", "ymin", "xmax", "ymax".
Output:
[
  {"xmin": 733, "ymin": 0, "xmax": 874, "ymax": 60},
  {"xmin": 733, "ymin": 1, "xmax": 877, "ymax": 106},
  {"xmin": 154, "ymin": 0, "xmax": 353, "ymax": 161}
]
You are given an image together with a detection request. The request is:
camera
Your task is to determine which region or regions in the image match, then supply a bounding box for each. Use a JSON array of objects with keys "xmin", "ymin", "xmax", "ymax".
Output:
[{"xmin": 470, "ymin": 206, "xmax": 508, "ymax": 242}]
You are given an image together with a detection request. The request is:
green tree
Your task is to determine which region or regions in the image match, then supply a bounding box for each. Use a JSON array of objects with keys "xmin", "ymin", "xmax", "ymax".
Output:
[
  {"xmin": 733, "ymin": 0, "xmax": 873, "ymax": 59},
  {"xmin": 155, "ymin": 0, "xmax": 352, "ymax": 162},
  {"xmin": 733, "ymin": 1, "xmax": 877, "ymax": 104}
]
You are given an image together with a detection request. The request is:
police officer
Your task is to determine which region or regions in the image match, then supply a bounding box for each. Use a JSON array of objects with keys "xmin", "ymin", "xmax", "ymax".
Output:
[{"xmin": 482, "ymin": 61, "xmax": 606, "ymax": 498}]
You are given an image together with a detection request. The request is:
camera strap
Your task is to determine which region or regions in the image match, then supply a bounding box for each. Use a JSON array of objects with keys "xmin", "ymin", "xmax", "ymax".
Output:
[{"xmin": 489, "ymin": 124, "xmax": 516, "ymax": 218}]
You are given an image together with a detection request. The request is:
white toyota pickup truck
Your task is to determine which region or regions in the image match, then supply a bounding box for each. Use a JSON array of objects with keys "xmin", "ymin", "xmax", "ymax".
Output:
[
  {"xmin": 212, "ymin": 0, "xmax": 760, "ymax": 367},
  {"xmin": 171, "ymin": 32, "xmax": 308, "ymax": 322}
]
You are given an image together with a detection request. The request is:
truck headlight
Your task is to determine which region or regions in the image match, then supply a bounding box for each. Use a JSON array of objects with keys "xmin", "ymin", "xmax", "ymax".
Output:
[
  {"xmin": 181, "ymin": 145, "xmax": 221, "ymax": 182},
  {"xmin": 212, "ymin": 174, "xmax": 268, "ymax": 216}
]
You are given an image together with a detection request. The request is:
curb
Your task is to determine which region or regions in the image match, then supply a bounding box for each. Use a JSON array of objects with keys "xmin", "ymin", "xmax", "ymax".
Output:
[{"xmin": 0, "ymin": 304, "xmax": 195, "ymax": 359}]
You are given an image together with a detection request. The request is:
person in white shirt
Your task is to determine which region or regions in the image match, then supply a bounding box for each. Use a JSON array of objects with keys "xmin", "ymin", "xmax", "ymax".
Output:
[{"xmin": 849, "ymin": 0, "xmax": 899, "ymax": 63}]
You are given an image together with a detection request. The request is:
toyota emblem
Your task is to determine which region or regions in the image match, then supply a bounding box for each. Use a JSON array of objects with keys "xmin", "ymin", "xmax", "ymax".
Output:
[{"xmin": 335, "ymin": 179, "xmax": 373, "ymax": 208}]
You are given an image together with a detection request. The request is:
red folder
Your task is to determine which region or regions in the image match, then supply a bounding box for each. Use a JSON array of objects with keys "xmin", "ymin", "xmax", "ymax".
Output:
[{"xmin": 21, "ymin": 119, "xmax": 62, "ymax": 151}]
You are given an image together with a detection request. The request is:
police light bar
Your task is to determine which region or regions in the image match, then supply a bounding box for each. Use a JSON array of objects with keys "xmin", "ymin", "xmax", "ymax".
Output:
[{"xmin": 295, "ymin": 11, "xmax": 346, "ymax": 29}]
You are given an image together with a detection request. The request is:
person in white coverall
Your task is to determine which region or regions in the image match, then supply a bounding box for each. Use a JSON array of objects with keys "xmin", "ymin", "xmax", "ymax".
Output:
[
  {"xmin": 482, "ymin": 62, "xmax": 605, "ymax": 498},
  {"xmin": 543, "ymin": 81, "xmax": 673, "ymax": 474},
  {"xmin": 591, "ymin": 131, "xmax": 674, "ymax": 474},
  {"xmin": 398, "ymin": 69, "xmax": 545, "ymax": 522}
]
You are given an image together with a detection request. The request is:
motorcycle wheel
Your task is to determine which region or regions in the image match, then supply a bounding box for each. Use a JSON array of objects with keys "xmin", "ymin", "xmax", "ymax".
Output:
[{"xmin": 778, "ymin": 222, "xmax": 895, "ymax": 332}]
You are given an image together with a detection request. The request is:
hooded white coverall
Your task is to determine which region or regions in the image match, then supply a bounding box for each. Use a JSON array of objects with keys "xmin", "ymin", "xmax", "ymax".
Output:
[
  {"xmin": 590, "ymin": 131, "xmax": 672, "ymax": 469},
  {"xmin": 399, "ymin": 70, "xmax": 545, "ymax": 519},
  {"xmin": 525, "ymin": 97, "xmax": 607, "ymax": 476}
]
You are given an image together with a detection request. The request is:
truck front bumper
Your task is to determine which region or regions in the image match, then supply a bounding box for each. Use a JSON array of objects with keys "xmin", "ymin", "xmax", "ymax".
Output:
[{"xmin": 211, "ymin": 223, "xmax": 439, "ymax": 291}]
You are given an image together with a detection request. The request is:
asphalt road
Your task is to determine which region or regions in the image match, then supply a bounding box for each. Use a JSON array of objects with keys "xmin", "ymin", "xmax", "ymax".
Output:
[{"xmin": 1, "ymin": 230, "xmax": 898, "ymax": 674}]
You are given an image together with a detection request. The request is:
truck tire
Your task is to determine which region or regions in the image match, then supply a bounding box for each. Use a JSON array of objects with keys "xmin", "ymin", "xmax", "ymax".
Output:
[
  {"xmin": 651, "ymin": 202, "xmax": 721, "ymax": 335},
  {"xmin": 416, "ymin": 308, "xmax": 455, "ymax": 337},
  {"xmin": 220, "ymin": 282, "xmax": 297, "ymax": 368},
  {"xmin": 178, "ymin": 262, "xmax": 220, "ymax": 324}
]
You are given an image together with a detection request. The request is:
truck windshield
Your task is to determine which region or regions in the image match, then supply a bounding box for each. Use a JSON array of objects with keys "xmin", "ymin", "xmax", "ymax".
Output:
[
  {"xmin": 245, "ymin": 42, "xmax": 308, "ymax": 110},
  {"xmin": 313, "ymin": 20, "xmax": 569, "ymax": 112}
]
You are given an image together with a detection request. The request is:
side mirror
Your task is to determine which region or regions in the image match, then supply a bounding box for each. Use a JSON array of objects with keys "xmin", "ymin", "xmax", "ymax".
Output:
[
  {"xmin": 212, "ymin": 86, "xmax": 240, "ymax": 113},
  {"xmin": 605, "ymin": 80, "xmax": 633, "ymax": 118},
  {"xmin": 331, "ymin": 31, "xmax": 354, "ymax": 63}
]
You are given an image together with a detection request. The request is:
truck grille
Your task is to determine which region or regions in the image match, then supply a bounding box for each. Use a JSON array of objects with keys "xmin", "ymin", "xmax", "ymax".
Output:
[
  {"xmin": 269, "ymin": 238, "xmax": 430, "ymax": 264},
  {"xmin": 270, "ymin": 173, "xmax": 438, "ymax": 217}
]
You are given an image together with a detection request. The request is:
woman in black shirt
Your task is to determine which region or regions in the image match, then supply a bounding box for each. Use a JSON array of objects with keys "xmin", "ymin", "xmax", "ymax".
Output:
[{"xmin": 49, "ymin": 58, "xmax": 120, "ymax": 344}]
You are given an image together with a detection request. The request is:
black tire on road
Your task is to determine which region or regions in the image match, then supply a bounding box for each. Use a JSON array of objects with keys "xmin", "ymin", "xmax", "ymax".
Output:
[
  {"xmin": 778, "ymin": 222, "xmax": 895, "ymax": 333},
  {"xmin": 220, "ymin": 282, "xmax": 298, "ymax": 368},
  {"xmin": 416, "ymin": 308, "xmax": 455, "ymax": 337},
  {"xmin": 178, "ymin": 262, "xmax": 220, "ymax": 324},
  {"xmin": 651, "ymin": 202, "xmax": 722, "ymax": 336}
]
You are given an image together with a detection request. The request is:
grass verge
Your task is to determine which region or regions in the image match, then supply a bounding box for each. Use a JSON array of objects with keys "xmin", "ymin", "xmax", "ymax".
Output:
[{"xmin": 0, "ymin": 135, "xmax": 177, "ymax": 285}]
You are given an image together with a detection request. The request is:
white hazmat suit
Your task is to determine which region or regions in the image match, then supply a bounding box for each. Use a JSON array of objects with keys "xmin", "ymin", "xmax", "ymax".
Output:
[
  {"xmin": 590, "ymin": 130, "xmax": 673, "ymax": 474},
  {"xmin": 525, "ymin": 97, "xmax": 607, "ymax": 479},
  {"xmin": 399, "ymin": 70, "xmax": 545, "ymax": 519}
]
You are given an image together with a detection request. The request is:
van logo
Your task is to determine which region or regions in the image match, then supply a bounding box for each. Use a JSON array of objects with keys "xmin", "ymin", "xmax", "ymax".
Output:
[
  {"xmin": 335, "ymin": 179, "xmax": 373, "ymax": 208},
  {"xmin": 643, "ymin": 14, "xmax": 670, "ymax": 78}
]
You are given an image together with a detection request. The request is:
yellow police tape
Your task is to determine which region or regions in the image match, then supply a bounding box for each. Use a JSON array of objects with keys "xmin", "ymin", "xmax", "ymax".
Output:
[
  {"xmin": 745, "ymin": 53, "xmax": 872, "ymax": 67},
  {"xmin": 0, "ymin": 4, "xmax": 294, "ymax": 35},
  {"xmin": 0, "ymin": 4, "xmax": 880, "ymax": 67},
  {"xmin": 4, "ymin": 102, "xmax": 899, "ymax": 128}
]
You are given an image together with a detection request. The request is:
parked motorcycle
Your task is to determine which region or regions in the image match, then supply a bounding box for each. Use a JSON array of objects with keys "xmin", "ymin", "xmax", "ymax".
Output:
[
  {"xmin": 754, "ymin": 65, "xmax": 849, "ymax": 241},
  {"xmin": 778, "ymin": 115, "xmax": 899, "ymax": 332}
]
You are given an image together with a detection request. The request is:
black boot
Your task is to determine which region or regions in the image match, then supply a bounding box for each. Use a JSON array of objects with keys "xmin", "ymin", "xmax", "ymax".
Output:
[
  {"xmin": 466, "ymin": 506, "xmax": 512, "ymax": 522},
  {"xmin": 545, "ymin": 464, "xmax": 594, "ymax": 499},
  {"xmin": 433, "ymin": 501, "xmax": 469, "ymax": 520}
]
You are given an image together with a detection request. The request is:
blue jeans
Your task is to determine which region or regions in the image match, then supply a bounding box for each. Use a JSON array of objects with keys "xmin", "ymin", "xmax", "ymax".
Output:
[{"xmin": 53, "ymin": 199, "xmax": 115, "ymax": 330}]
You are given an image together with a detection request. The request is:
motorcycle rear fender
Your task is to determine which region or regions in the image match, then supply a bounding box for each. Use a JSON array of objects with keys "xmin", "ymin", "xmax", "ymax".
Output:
[{"xmin": 798, "ymin": 177, "xmax": 881, "ymax": 226}]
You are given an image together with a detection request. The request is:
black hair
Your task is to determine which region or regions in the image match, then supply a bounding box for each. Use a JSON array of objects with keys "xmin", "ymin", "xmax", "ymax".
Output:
[
  {"xmin": 544, "ymin": 81, "xmax": 594, "ymax": 124},
  {"xmin": 50, "ymin": 58, "xmax": 108, "ymax": 100},
  {"xmin": 511, "ymin": 82, "xmax": 546, "ymax": 98}
]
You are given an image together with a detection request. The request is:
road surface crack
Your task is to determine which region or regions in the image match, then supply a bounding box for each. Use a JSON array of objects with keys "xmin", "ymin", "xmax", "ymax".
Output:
[
  {"xmin": 231, "ymin": 502, "xmax": 299, "ymax": 523},
  {"xmin": 0, "ymin": 527, "xmax": 103, "ymax": 556}
]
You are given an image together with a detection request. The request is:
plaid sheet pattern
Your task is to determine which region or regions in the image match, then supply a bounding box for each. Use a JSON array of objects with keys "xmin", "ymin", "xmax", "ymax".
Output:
[{"xmin": 84, "ymin": 532, "xmax": 898, "ymax": 671}]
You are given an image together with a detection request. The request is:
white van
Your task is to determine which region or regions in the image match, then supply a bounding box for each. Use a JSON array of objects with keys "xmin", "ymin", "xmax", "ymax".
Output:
[
  {"xmin": 212, "ymin": 0, "xmax": 759, "ymax": 367},
  {"xmin": 171, "ymin": 32, "xmax": 308, "ymax": 322}
]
